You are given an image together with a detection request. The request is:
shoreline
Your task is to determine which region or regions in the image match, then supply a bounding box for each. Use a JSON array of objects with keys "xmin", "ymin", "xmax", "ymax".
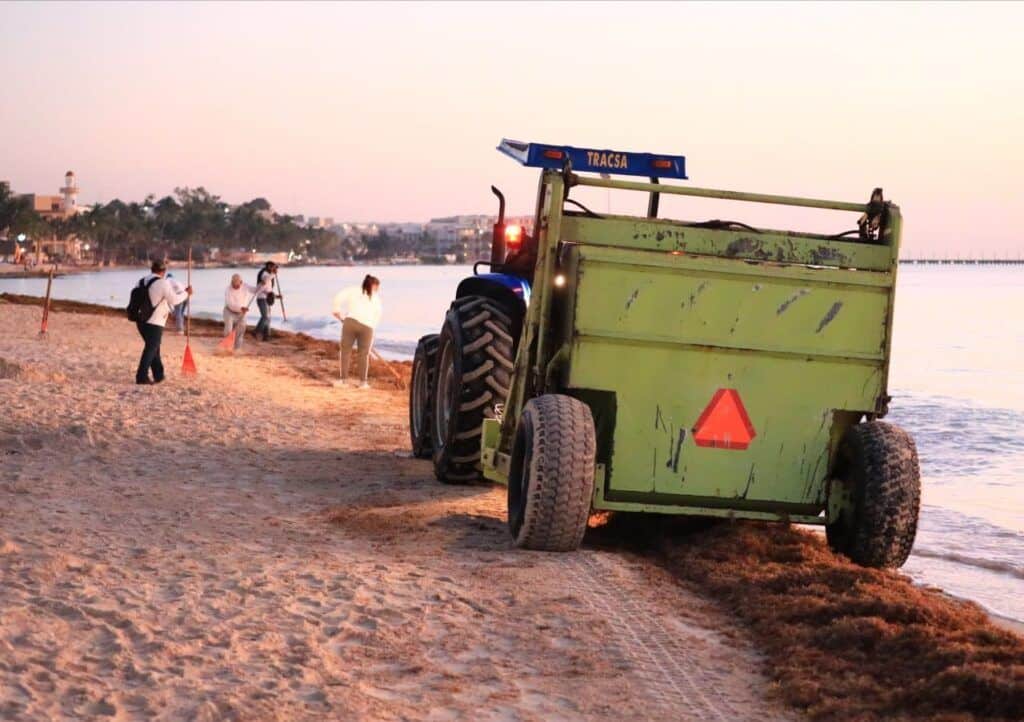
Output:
[
  {"xmin": 1, "ymin": 297, "xmax": 1021, "ymax": 720},
  {"xmin": 0, "ymin": 258, "xmax": 467, "ymax": 280}
]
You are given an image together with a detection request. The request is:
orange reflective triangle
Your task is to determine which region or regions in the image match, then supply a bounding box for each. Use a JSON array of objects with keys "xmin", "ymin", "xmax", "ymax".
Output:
[{"xmin": 692, "ymin": 388, "xmax": 756, "ymax": 450}]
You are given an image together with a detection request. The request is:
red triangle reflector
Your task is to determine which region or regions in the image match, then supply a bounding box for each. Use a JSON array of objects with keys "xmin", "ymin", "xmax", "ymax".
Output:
[{"xmin": 692, "ymin": 389, "xmax": 756, "ymax": 450}]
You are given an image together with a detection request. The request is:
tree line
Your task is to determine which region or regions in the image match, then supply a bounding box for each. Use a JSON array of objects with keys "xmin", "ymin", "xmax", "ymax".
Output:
[{"xmin": 0, "ymin": 185, "xmax": 407, "ymax": 264}]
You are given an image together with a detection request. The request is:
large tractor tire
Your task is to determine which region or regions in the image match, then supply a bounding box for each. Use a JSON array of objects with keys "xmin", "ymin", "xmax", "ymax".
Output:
[
  {"xmin": 826, "ymin": 421, "xmax": 921, "ymax": 568},
  {"xmin": 508, "ymin": 395, "xmax": 596, "ymax": 551},
  {"xmin": 409, "ymin": 334, "xmax": 439, "ymax": 459},
  {"xmin": 431, "ymin": 296, "xmax": 515, "ymax": 483}
]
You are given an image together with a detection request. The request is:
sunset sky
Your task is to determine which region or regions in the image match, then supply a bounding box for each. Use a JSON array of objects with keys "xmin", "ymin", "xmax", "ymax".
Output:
[{"xmin": 2, "ymin": 1, "xmax": 1022, "ymax": 256}]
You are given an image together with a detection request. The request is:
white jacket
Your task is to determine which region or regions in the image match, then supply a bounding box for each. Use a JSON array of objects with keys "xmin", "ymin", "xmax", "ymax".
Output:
[
  {"xmin": 255, "ymin": 268, "xmax": 275, "ymax": 300},
  {"xmin": 224, "ymin": 284, "xmax": 257, "ymax": 314},
  {"xmin": 144, "ymin": 274, "xmax": 189, "ymax": 327},
  {"xmin": 332, "ymin": 286, "xmax": 382, "ymax": 329}
]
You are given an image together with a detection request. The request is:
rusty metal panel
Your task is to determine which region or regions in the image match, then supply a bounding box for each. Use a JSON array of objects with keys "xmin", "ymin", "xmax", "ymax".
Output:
[{"xmin": 561, "ymin": 215, "xmax": 893, "ymax": 271}]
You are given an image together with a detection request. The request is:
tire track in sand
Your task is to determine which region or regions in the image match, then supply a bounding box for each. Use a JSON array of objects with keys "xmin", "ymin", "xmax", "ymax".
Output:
[{"xmin": 561, "ymin": 550, "xmax": 786, "ymax": 722}]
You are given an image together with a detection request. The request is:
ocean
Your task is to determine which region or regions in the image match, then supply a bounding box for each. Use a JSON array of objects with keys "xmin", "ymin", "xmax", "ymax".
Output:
[{"xmin": 2, "ymin": 263, "xmax": 1022, "ymax": 622}]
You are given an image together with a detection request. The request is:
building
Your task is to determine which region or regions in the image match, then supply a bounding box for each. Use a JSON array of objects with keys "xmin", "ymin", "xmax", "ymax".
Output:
[
  {"xmin": 423, "ymin": 214, "xmax": 535, "ymax": 257},
  {"xmin": 20, "ymin": 171, "xmax": 81, "ymax": 221}
]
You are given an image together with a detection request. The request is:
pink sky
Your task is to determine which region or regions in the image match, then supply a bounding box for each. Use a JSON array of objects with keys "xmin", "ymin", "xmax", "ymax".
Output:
[{"xmin": 1, "ymin": 1, "xmax": 1022, "ymax": 256}]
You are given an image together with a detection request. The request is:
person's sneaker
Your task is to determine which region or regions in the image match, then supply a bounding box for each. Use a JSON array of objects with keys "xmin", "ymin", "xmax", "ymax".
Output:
[
  {"xmin": 332, "ymin": 379, "xmax": 347, "ymax": 388},
  {"xmin": 136, "ymin": 379, "xmax": 153, "ymax": 385},
  {"xmin": 359, "ymin": 382, "xmax": 371, "ymax": 389}
]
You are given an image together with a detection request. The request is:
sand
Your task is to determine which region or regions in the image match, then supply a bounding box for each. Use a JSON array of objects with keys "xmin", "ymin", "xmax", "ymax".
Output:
[{"xmin": 0, "ymin": 301, "xmax": 789, "ymax": 721}]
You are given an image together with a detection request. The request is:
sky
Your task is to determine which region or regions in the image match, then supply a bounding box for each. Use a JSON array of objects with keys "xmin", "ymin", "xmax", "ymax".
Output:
[{"xmin": 1, "ymin": 1, "xmax": 1022, "ymax": 257}]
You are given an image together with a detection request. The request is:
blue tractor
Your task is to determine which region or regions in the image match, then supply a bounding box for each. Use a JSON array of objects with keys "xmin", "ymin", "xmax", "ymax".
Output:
[{"xmin": 409, "ymin": 138, "xmax": 688, "ymax": 483}]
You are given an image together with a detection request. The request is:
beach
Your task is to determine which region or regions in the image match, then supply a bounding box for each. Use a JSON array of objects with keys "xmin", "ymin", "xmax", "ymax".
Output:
[
  {"xmin": 2, "ymin": 298, "xmax": 1022, "ymax": 722},
  {"xmin": 0, "ymin": 302, "xmax": 788, "ymax": 721}
]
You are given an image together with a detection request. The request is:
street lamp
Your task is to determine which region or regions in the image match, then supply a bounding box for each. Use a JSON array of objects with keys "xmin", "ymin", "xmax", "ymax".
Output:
[{"xmin": 17, "ymin": 233, "xmax": 26, "ymax": 243}]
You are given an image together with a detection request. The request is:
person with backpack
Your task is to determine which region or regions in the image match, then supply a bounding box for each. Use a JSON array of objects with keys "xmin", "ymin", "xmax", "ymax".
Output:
[
  {"xmin": 254, "ymin": 261, "xmax": 279, "ymax": 342},
  {"xmin": 128, "ymin": 259, "xmax": 192, "ymax": 385}
]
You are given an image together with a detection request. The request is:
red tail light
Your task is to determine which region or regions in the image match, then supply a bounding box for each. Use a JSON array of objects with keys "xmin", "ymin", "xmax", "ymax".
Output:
[{"xmin": 505, "ymin": 224, "xmax": 523, "ymax": 247}]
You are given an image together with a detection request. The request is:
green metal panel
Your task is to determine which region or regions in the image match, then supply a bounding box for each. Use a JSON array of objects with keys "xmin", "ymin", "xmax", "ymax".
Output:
[
  {"xmin": 564, "ymin": 244, "xmax": 893, "ymax": 511},
  {"xmin": 482, "ymin": 170, "xmax": 903, "ymax": 522},
  {"xmin": 560, "ymin": 215, "xmax": 893, "ymax": 271}
]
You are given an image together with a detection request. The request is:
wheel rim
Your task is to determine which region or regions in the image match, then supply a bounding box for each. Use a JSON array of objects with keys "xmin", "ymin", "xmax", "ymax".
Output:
[{"xmin": 433, "ymin": 340, "xmax": 456, "ymax": 450}]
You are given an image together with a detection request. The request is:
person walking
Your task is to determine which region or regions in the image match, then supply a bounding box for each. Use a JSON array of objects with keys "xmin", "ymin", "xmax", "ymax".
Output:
[
  {"xmin": 331, "ymin": 274, "xmax": 382, "ymax": 388},
  {"xmin": 254, "ymin": 261, "xmax": 279, "ymax": 341},
  {"xmin": 167, "ymin": 272, "xmax": 188, "ymax": 335},
  {"xmin": 223, "ymin": 273, "xmax": 257, "ymax": 351},
  {"xmin": 135, "ymin": 259, "xmax": 192, "ymax": 385}
]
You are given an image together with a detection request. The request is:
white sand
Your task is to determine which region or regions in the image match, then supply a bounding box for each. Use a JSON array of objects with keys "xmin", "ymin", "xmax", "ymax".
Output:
[{"xmin": 0, "ymin": 302, "xmax": 790, "ymax": 721}]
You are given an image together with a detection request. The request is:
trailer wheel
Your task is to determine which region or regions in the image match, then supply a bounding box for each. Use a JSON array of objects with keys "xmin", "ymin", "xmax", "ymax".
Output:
[
  {"xmin": 432, "ymin": 296, "xmax": 515, "ymax": 483},
  {"xmin": 409, "ymin": 334, "xmax": 439, "ymax": 458},
  {"xmin": 826, "ymin": 421, "xmax": 921, "ymax": 568},
  {"xmin": 508, "ymin": 395, "xmax": 596, "ymax": 551}
]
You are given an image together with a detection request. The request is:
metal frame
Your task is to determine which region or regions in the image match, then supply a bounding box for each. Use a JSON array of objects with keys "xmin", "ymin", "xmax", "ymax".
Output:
[{"xmin": 483, "ymin": 171, "xmax": 902, "ymax": 524}]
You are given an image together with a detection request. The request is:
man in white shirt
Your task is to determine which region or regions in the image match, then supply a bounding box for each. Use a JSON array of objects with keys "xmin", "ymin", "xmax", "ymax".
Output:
[
  {"xmin": 331, "ymin": 274, "xmax": 383, "ymax": 388},
  {"xmin": 223, "ymin": 274, "xmax": 257, "ymax": 351},
  {"xmin": 136, "ymin": 259, "xmax": 192, "ymax": 385}
]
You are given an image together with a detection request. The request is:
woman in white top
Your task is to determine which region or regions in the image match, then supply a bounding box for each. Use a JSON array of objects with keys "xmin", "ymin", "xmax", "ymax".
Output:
[{"xmin": 331, "ymin": 274, "xmax": 382, "ymax": 387}]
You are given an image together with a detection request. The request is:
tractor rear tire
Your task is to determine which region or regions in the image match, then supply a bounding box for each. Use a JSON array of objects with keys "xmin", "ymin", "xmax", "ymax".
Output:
[
  {"xmin": 508, "ymin": 395, "xmax": 596, "ymax": 551},
  {"xmin": 409, "ymin": 334, "xmax": 439, "ymax": 459},
  {"xmin": 826, "ymin": 421, "xmax": 921, "ymax": 568},
  {"xmin": 432, "ymin": 296, "xmax": 515, "ymax": 483}
]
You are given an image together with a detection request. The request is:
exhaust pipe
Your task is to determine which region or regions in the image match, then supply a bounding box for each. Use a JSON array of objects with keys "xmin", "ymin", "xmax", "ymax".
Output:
[{"xmin": 490, "ymin": 185, "xmax": 506, "ymax": 268}]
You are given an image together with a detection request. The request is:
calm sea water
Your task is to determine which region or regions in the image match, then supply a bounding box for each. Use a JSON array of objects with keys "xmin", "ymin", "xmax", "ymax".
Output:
[{"xmin": 2, "ymin": 264, "xmax": 1022, "ymax": 621}]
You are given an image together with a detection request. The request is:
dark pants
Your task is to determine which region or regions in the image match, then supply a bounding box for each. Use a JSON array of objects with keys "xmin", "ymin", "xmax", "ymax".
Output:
[
  {"xmin": 136, "ymin": 321, "xmax": 164, "ymax": 383},
  {"xmin": 256, "ymin": 298, "xmax": 271, "ymax": 340}
]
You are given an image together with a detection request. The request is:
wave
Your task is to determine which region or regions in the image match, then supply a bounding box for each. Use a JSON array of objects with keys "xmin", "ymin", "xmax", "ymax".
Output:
[{"xmin": 911, "ymin": 546, "xmax": 1024, "ymax": 581}]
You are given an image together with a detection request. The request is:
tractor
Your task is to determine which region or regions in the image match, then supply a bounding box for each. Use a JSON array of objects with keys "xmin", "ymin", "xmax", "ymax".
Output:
[{"xmin": 409, "ymin": 139, "xmax": 920, "ymax": 568}]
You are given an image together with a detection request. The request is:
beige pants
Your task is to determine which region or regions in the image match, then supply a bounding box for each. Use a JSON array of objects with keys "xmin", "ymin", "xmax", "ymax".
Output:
[
  {"xmin": 223, "ymin": 307, "xmax": 246, "ymax": 350},
  {"xmin": 340, "ymin": 317, "xmax": 374, "ymax": 383}
]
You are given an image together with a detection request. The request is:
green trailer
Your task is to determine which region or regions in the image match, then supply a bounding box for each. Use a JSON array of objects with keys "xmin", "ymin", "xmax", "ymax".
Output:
[{"xmin": 410, "ymin": 140, "xmax": 920, "ymax": 567}]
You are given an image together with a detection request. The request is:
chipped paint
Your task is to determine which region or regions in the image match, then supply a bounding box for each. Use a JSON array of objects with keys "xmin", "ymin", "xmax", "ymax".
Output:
[
  {"xmin": 625, "ymin": 288, "xmax": 639, "ymax": 310},
  {"xmin": 776, "ymin": 288, "xmax": 810, "ymax": 315},
  {"xmin": 815, "ymin": 301, "xmax": 843, "ymax": 333},
  {"xmin": 687, "ymin": 281, "xmax": 708, "ymax": 307},
  {"xmin": 725, "ymin": 237, "xmax": 772, "ymax": 260}
]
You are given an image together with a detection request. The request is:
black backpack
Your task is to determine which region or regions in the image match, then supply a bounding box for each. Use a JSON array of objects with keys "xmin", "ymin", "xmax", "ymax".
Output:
[{"xmin": 127, "ymin": 276, "xmax": 159, "ymax": 323}]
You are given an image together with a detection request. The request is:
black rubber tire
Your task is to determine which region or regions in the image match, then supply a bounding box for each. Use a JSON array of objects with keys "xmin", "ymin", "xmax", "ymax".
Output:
[
  {"xmin": 431, "ymin": 296, "xmax": 515, "ymax": 483},
  {"xmin": 826, "ymin": 421, "xmax": 921, "ymax": 568},
  {"xmin": 409, "ymin": 334, "xmax": 439, "ymax": 459},
  {"xmin": 508, "ymin": 394, "xmax": 596, "ymax": 551}
]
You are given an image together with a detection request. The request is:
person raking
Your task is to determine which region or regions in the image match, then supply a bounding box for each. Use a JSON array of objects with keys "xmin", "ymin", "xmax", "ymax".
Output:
[
  {"xmin": 223, "ymin": 273, "xmax": 258, "ymax": 351},
  {"xmin": 331, "ymin": 274, "xmax": 382, "ymax": 388},
  {"xmin": 129, "ymin": 259, "xmax": 193, "ymax": 385},
  {"xmin": 254, "ymin": 261, "xmax": 280, "ymax": 341}
]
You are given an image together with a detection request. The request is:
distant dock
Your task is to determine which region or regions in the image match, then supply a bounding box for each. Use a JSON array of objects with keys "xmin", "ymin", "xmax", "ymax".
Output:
[{"xmin": 900, "ymin": 258, "xmax": 1024, "ymax": 265}]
